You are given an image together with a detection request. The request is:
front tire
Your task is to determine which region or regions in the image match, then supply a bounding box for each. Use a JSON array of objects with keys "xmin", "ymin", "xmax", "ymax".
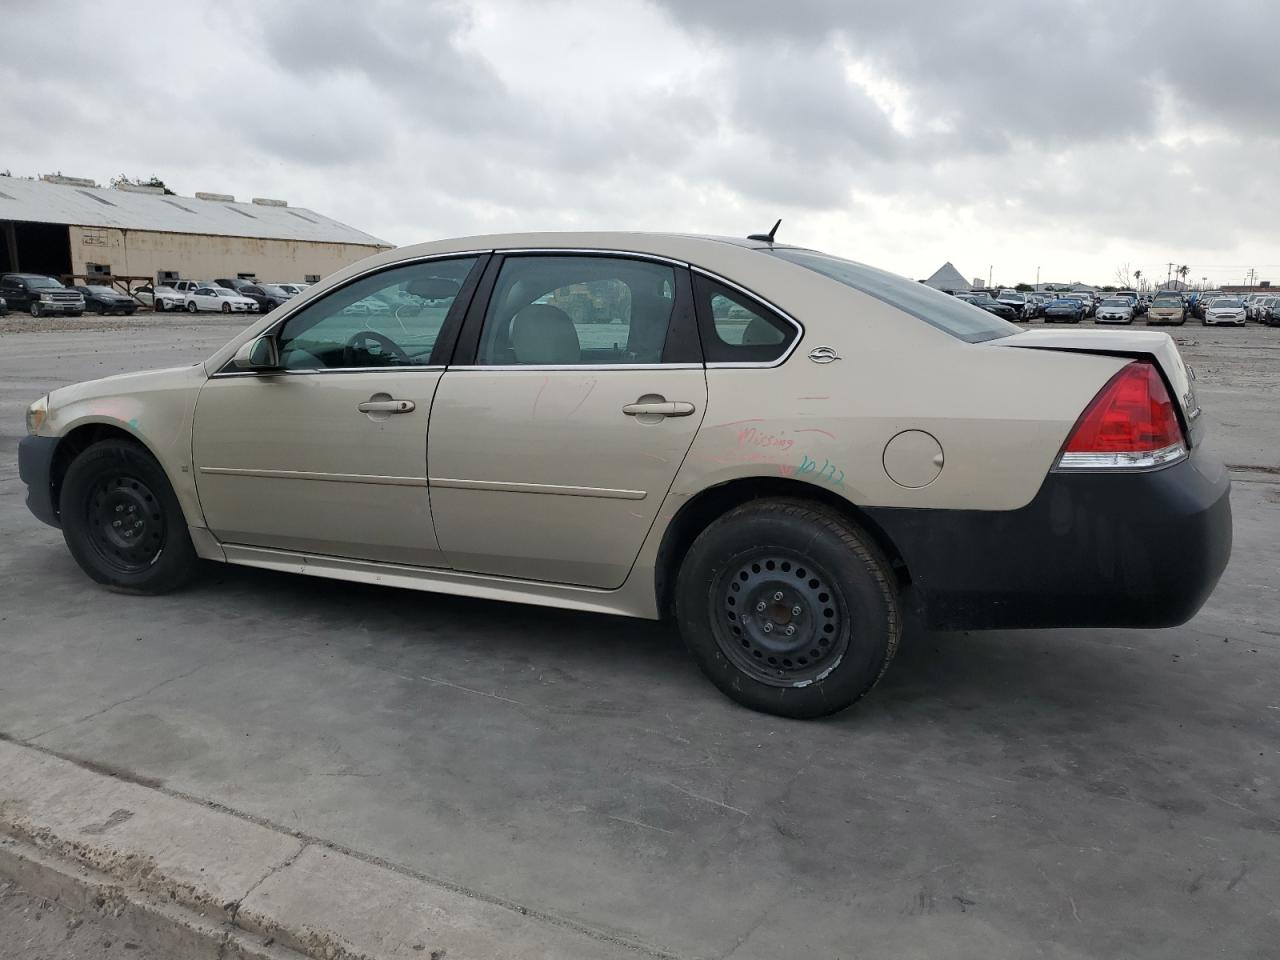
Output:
[
  {"xmin": 675, "ymin": 499, "xmax": 901, "ymax": 719},
  {"xmin": 58, "ymin": 440, "xmax": 198, "ymax": 593},
  {"xmin": 30, "ymin": 302, "xmax": 41, "ymax": 318},
  {"xmin": 187, "ymin": 302, "xmax": 198, "ymax": 313},
  {"xmin": 221, "ymin": 302, "xmax": 231, "ymax": 314}
]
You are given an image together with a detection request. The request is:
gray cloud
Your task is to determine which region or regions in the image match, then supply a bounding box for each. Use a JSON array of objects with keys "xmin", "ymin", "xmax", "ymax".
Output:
[{"xmin": 0, "ymin": 0, "xmax": 1277, "ymax": 284}]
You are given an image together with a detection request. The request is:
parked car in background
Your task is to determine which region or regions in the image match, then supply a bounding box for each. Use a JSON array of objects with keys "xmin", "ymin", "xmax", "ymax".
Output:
[
  {"xmin": 1264, "ymin": 298, "xmax": 1280, "ymax": 327},
  {"xmin": 1095, "ymin": 297, "xmax": 1135, "ymax": 324},
  {"xmin": 955, "ymin": 291, "xmax": 1020, "ymax": 322},
  {"xmin": 996, "ymin": 289, "xmax": 1030, "ymax": 321},
  {"xmin": 273, "ymin": 283, "xmax": 311, "ymax": 296},
  {"xmin": 185, "ymin": 285, "xmax": 258, "ymax": 314},
  {"xmin": 239, "ymin": 283, "xmax": 294, "ymax": 313},
  {"xmin": 1203, "ymin": 297, "xmax": 1246, "ymax": 326},
  {"xmin": 0, "ymin": 295, "xmax": 7, "ymax": 316},
  {"xmin": 1043, "ymin": 297, "xmax": 1086, "ymax": 323},
  {"xmin": 169, "ymin": 280, "xmax": 209, "ymax": 296},
  {"xmin": 0, "ymin": 273, "xmax": 85, "ymax": 317},
  {"xmin": 1194, "ymin": 291, "xmax": 1224, "ymax": 320},
  {"xmin": 1147, "ymin": 295, "xmax": 1187, "ymax": 325},
  {"xmin": 74, "ymin": 285, "xmax": 138, "ymax": 316},
  {"xmin": 132, "ymin": 283, "xmax": 186, "ymax": 312},
  {"xmin": 1248, "ymin": 295, "xmax": 1276, "ymax": 325},
  {"xmin": 1244, "ymin": 294, "xmax": 1274, "ymax": 322},
  {"xmin": 214, "ymin": 278, "xmax": 257, "ymax": 295},
  {"xmin": 17, "ymin": 231, "xmax": 1231, "ymax": 719}
]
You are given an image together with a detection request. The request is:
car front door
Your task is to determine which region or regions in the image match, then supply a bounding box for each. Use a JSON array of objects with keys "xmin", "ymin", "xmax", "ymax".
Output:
[
  {"xmin": 427, "ymin": 253, "xmax": 707, "ymax": 589},
  {"xmin": 191, "ymin": 255, "xmax": 485, "ymax": 565}
]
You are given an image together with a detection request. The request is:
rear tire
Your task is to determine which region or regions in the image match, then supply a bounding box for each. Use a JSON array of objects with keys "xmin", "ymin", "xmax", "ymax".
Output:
[
  {"xmin": 675, "ymin": 498, "xmax": 901, "ymax": 719},
  {"xmin": 58, "ymin": 440, "xmax": 198, "ymax": 594}
]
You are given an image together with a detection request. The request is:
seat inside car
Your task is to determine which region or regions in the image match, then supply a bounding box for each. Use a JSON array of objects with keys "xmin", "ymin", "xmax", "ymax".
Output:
[
  {"xmin": 625, "ymin": 290, "xmax": 673, "ymax": 363},
  {"xmin": 510, "ymin": 303, "xmax": 581, "ymax": 364}
]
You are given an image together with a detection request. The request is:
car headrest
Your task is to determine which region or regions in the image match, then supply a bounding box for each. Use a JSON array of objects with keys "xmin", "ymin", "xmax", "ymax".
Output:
[
  {"xmin": 510, "ymin": 304, "xmax": 580, "ymax": 365},
  {"xmin": 741, "ymin": 315, "xmax": 782, "ymax": 346}
]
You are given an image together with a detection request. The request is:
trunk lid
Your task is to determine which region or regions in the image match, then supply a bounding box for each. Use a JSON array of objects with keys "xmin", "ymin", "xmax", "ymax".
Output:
[{"xmin": 992, "ymin": 328, "xmax": 1202, "ymax": 444}]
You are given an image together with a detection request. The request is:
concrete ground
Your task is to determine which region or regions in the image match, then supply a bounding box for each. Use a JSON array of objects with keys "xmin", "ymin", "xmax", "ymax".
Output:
[{"xmin": 0, "ymin": 313, "xmax": 1277, "ymax": 959}]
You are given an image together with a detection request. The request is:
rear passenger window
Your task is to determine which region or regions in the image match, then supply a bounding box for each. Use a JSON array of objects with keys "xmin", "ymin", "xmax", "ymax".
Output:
[
  {"xmin": 694, "ymin": 275, "xmax": 796, "ymax": 364},
  {"xmin": 476, "ymin": 256, "xmax": 677, "ymax": 366}
]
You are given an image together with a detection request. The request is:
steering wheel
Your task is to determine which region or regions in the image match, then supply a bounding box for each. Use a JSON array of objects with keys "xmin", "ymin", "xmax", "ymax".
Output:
[{"xmin": 343, "ymin": 330, "xmax": 411, "ymax": 367}]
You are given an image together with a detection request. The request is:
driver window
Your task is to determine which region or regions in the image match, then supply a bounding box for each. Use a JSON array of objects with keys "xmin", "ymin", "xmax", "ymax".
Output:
[{"xmin": 276, "ymin": 257, "xmax": 478, "ymax": 370}]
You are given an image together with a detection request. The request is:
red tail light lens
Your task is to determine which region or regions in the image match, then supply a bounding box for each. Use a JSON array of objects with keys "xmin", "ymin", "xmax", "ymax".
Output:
[{"xmin": 1057, "ymin": 361, "xmax": 1187, "ymax": 469}]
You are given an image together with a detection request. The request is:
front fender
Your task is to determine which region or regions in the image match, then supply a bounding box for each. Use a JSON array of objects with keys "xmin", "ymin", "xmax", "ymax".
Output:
[{"xmin": 39, "ymin": 364, "xmax": 207, "ymax": 528}]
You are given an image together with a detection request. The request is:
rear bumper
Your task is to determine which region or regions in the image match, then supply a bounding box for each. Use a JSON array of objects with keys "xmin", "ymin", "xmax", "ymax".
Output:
[
  {"xmin": 18, "ymin": 435, "xmax": 61, "ymax": 528},
  {"xmin": 866, "ymin": 444, "xmax": 1232, "ymax": 630}
]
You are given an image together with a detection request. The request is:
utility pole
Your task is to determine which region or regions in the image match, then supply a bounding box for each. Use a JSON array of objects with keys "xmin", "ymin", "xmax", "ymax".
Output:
[
  {"xmin": 1167, "ymin": 262, "xmax": 1174, "ymax": 286},
  {"xmin": 988, "ymin": 265, "xmax": 992, "ymax": 289},
  {"xmin": 1036, "ymin": 265, "xmax": 1040, "ymax": 287}
]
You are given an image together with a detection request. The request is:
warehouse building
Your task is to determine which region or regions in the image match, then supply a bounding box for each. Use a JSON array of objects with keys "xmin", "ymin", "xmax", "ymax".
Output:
[{"xmin": 0, "ymin": 174, "xmax": 391, "ymax": 289}]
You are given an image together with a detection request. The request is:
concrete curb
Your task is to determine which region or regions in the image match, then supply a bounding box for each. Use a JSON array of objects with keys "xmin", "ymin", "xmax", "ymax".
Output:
[
  {"xmin": 0, "ymin": 740, "xmax": 656, "ymax": 959},
  {"xmin": 0, "ymin": 835, "xmax": 303, "ymax": 960}
]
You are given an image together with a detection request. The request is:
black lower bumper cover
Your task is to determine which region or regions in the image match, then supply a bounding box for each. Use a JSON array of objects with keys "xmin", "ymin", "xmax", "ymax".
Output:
[
  {"xmin": 865, "ymin": 445, "xmax": 1232, "ymax": 630},
  {"xmin": 18, "ymin": 435, "xmax": 61, "ymax": 528}
]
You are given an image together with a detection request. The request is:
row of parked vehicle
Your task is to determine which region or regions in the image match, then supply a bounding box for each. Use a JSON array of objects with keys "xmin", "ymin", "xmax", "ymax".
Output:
[
  {"xmin": 0, "ymin": 272, "xmax": 312, "ymax": 319},
  {"xmin": 132, "ymin": 278, "xmax": 311, "ymax": 314},
  {"xmin": 949, "ymin": 286, "xmax": 1280, "ymax": 327}
]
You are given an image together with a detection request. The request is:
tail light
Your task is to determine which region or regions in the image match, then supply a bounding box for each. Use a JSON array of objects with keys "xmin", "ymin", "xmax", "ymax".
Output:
[{"xmin": 1056, "ymin": 361, "xmax": 1187, "ymax": 470}]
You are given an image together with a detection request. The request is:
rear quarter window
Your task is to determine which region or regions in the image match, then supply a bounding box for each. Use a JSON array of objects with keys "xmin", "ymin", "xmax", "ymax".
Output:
[{"xmin": 769, "ymin": 249, "xmax": 1020, "ymax": 343}]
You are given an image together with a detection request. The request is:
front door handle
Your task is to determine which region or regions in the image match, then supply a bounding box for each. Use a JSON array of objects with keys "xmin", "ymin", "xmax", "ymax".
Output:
[
  {"xmin": 357, "ymin": 399, "xmax": 415, "ymax": 414},
  {"xmin": 622, "ymin": 400, "xmax": 696, "ymax": 417}
]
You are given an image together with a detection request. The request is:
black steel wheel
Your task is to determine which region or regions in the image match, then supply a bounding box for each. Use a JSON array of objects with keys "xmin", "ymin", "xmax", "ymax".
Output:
[
  {"xmin": 714, "ymin": 551, "xmax": 848, "ymax": 687},
  {"xmin": 30, "ymin": 301, "xmax": 41, "ymax": 318},
  {"xmin": 675, "ymin": 498, "xmax": 900, "ymax": 719},
  {"xmin": 59, "ymin": 439, "xmax": 197, "ymax": 593}
]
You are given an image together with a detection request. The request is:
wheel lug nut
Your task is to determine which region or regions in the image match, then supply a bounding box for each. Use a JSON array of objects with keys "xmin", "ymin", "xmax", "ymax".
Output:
[
  {"xmin": 785, "ymin": 625, "xmax": 796, "ymax": 636},
  {"xmin": 115, "ymin": 505, "xmax": 123, "ymax": 513},
  {"xmin": 755, "ymin": 601, "xmax": 766, "ymax": 612},
  {"xmin": 773, "ymin": 592, "xmax": 783, "ymax": 601},
  {"xmin": 792, "ymin": 605, "xmax": 802, "ymax": 617},
  {"xmin": 763, "ymin": 622, "xmax": 773, "ymax": 633}
]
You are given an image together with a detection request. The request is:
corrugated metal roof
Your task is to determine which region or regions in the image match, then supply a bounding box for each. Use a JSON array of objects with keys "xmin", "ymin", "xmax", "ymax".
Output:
[{"xmin": 0, "ymin": 177, "xmax": 390, "ymax": 247}]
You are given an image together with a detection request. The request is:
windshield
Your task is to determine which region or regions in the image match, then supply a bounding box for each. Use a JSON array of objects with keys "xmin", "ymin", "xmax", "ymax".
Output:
[
  {"xmin": 28, "ymin": 277, "xmax": 64, "ymax": 289},
  {"xmin": 1153, "ymin": 298, "xmax": 1181, "ymax": 307},
  {"xmin": 1214, "ymin": 298, "xmax": 1243, "ymax": 307},
  {"xmin": 768, "ymin": 249, "xmax": 1018, "ymax": 342},
  {"xmin": 1101, "ymin": 298, "xmax": 1129, "ymax": 307},
  {"xmin": 86, "ymin": 286, "xmax": 116, "ymax": 294},
  {"xmin": 1052, "ymin": 298, "xmax": 1081, "ymax": 306},
  {"xmin": 258, "ymin": 285, "xmax": 289, "ymax": 296}
]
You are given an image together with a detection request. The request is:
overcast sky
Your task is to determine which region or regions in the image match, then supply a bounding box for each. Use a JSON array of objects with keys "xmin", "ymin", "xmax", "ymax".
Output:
[{"xmin": 3, "ymin": 0, "xmax": 1278, "ymax": 286}]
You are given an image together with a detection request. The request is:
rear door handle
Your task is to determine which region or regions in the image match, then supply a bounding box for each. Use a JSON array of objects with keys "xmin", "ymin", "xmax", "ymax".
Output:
[
  {"xmin": 622, "ymin": 400, "xmax": 696, "ymax": 417},
  {"xmin": 357, "ymin": 399, "xmax": 415, "ymax": 414}
]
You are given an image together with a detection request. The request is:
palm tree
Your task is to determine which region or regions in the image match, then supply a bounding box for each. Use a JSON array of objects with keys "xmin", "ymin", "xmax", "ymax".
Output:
[
  {"xmin": 1178, "ymin": 265, "xmax": 1189, "ymax": 290},
  {"xmin": 1134, "ymin": 269, "xmax": 1142, "ymax": 291}
]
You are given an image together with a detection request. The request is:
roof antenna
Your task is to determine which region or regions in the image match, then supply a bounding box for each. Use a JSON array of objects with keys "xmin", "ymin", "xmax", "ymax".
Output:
[{"xmin": 747, "ymin": 219, "xmax": 781, "ymax": 243}]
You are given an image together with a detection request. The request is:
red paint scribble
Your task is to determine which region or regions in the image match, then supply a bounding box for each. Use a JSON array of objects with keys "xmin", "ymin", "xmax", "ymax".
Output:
[{"xmin": 793, "ymin": 428, "xmax": 837, "ymax": 440}]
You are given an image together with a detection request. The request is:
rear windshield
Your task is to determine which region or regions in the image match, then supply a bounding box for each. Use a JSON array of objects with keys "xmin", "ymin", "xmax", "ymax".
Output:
[{"xmin": 768, "ymin": 249, "xmax": 1018, "ymax": 343}]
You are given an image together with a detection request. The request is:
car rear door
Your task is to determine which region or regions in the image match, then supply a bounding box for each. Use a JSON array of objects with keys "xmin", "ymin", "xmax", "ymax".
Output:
[
  {"xmin": 191, "ymin": 255, "xmax": 486, "ymax": 565},
  {"xmin": 426, "ymin": 252, "xmax": 706, "ymax": 589}
]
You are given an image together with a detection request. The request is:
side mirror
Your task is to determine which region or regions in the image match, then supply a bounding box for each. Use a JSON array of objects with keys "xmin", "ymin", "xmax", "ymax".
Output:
[{"xmin": 232, "ymin": 335, "xmax": 280, "ymax": 370}]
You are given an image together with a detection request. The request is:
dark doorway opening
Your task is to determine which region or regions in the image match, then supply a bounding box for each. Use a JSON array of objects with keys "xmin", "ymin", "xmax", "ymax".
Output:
[{"xmin": 0, "ymin": 221, "xmax": 72, "ymax": 277}]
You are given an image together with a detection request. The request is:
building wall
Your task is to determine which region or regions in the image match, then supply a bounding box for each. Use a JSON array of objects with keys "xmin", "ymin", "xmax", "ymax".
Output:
[{"xmin": 67, "ymin": 225, "xmax": 389, "ymax": 284}]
